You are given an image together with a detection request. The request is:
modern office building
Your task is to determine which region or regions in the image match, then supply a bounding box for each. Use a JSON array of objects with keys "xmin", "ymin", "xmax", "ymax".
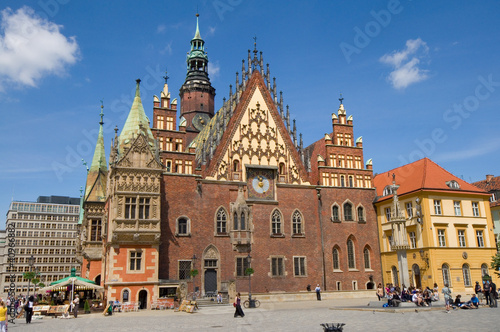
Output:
[{"xmin": 1, "ymin": 196, "xmax": 81, "ymax": 296}]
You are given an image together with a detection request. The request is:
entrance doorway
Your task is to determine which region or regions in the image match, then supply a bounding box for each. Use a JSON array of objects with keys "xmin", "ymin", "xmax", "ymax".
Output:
[
  {"xmin": 138, "ymin": 290, "xmax": 147, "ymax": 309},
  {"xmin": 412, "ymin": 264, "xmax": 421, "ymax": 289},
  {"xmin": 205, "ymin": 269, "xmax": 217, "ymax": 295}
]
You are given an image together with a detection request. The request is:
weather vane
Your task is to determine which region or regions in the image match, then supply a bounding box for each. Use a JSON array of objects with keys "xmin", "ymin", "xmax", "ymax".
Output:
[
  {"xmin": 339, "ymin": 93, "xmax": 344, "ymax": 105},
  {"xmin": 163, "ymin": 68, "xmax": 169, "ymax": 84}
]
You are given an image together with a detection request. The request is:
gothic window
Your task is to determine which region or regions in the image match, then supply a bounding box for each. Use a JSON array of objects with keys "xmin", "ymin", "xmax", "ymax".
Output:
[
  {"xmin": 233, "ymin": 160, "xmax": 239, "ymax": 172},
  {"xmin": 216, "ymin": 208, "xmax": 227, "ymax": 234},
  {"xmin": 348, "ymin": 176, "xmax": 354, "ymax": 187},
  {"xmin": 292, "ymin": 210, "xmax": 303, "ymax": 235},
  {"xmin": 271, "ymin": 209, "xmax": 282, "ymax": 235},
  {"xmin": 138, "ymin": 198, "xmax": 150, "ymax": 219},
  {"xmin": 178, "ymin": 260, "xmax": 192, "ymax": 280},
  {"xmin": 176, "ymin": 217, "xmax": 189, "ymax": 236},
  {"xmin": 332, "ymin": 205, "xmax": 340, "ymax": 222},
  {"xmin": 125, "ymin": 197, "xmax": 136, "ymax": 219},
  {"xmin": 233, "ymin": 212, "xmax": 238, "ymax": 230},
  {"xmin": 363, "ymin": 247, "xmax": 371, "ymax": 269},
  {"xmin": 347, "ymin": 239, "xmax": 356, "ymax": 269},
  {"xmin": 340, "ymin": 175, "xmax": 345, "ymax": 187},
  {"xmin": 344, "ymin": 203, "xmax": 353, "ymax": 221},
  {"xmin": 279, "ymin": 162, "xmax": 285, "ymax": 175},
  {"xmin": 442, "ymin": 264, "xmax": 451, "ymax": 287},
  {"xmin": 332, "ymin": 247, "xmax": 340, "ymax": 270},
  {"xmin": 240, "ymin": 212, "xmax": 246, "ymax": 230},
  {"xmin": 165, "ymin": 160, "xmax": 172, "ymax": 172},
  {"xmin": 357, "ymin": 206, "xmax": 364, "ymax": 222},
  {"xmin": 90, "ymin": 219, "xmax": 101, "ymax": 241},
  {"xmin": 129, "ymin": 250, "xmax": 142, "ymax": 271},
  {"xmin": 122, "ymin": 289, "xmax": 129, "ymax": 303}
]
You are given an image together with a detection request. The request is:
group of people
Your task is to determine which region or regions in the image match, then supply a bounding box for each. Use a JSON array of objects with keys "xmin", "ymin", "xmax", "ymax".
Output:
[
  {"xmin": 474, "ymin": 280, "xmax": 498, "ymax": 307},
  {"xmin": 376, "ymin": 283, "xmax": 440, "ymax": 307}
]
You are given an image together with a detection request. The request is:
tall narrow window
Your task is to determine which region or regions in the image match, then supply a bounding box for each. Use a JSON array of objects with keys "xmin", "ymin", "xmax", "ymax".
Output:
[
  {"xmin": 472, "ymin": 202, "xmax": 480, "ymax": 217},
  {"xmin": 340, "ymin": 176, "xmax": 345, "ymax": 187},
  {"xmin": 462, "ymin": 264, "xmax": 471, "ymax": 286},
  {"xmin": 240, "ymin": 212, "xmax": 246, "ymax": 231},
  {"xmin": 434, "ymin": 200, "xmax": 442, "ymax": 215},
  {"xmin": 481, "ymin": 263, "xmax": 489, "ymax": 277},
  {"xmin": 442, "ymin": 264, "xmax": 451, "ymax": 287},
  {"xmin": 177, "ymin": 218, "xmax": 188, "ymax": 235},
  {"xmin": 332, "ymin": 206, "xmax": 339, "ymax": 222},
  {"xmin": 292, "ymin": 210, "xmax": 303, "ymax": 235},
  {"xmin": 123, "ymin": 289, "xmax": 129, "ymax": 303},
  {"xmin": 409, "ymin": 231, "xmax": 416, "ymax": 249},
  {"xmin": 138, "ymin": 198, "xmax": 150, "ymax": 219},
  {"xmin": 90, "ymin": 219, "xmax": 101, "ymax": 241},
  {"xmin": 454, "ymin": 201, "xmax": 461, "ymax": 216},
  {"xmin": 347, "ymin": 239, "xmax": 355, "ymax": 269},
  {"xmin": 476, "ymin": 230, "xmax": 484, "ymax": 247},
  {"xmin": 233, "ymin": 212, "xmax": 238, "ymax": 230},
  {"xmin": 458, "ymin": 230, "xmax": 466, "ymax": 247},
  {"xmin": 236, "ymin": 257, "xmax": 249, "ymax": 277},
  {"xmin": 385, "ymin": 208, "xmax": 391, "ymax": 222},
  {"xmin": 344, "ymin": 203, "xmax": 353, "ymax": 221},
  {"xmin": 348, "ymin": 176, "xmax": 354, "ymax": 187},
  {"xmin": 438, "ymin": 229, "xmax": 446, "ymax": 247},
  {"xmin": 125, "ymin": 198, "xmax": 136, "ymax": 219},
  {"xmin": 406, "ymin": 202, "xmax": 413, "ymax": 218},
  {"xmin": 216, "ymin": 208, "xmax": 227, "ymax": 234},
  {"xmin": 129, "ymin": 251, "xmax": 142, "ymax": 271},
  {"xmin": 332, "ymin": 248, "xmax": 340, "ymax": 270},
  {"xmin": 271, "ymin": 257, "xmax": 284, "ymax": 277},
  {"xmin": 357, "ymin": 207, "xmax": 364, "ymax": 222},
  {"xmin": 363, "ymin": 247, "xmax": 371, "ymax": 269},
  {"xmin": 271, "ymin": 210, "xmax": 282, "ymax": 235}
]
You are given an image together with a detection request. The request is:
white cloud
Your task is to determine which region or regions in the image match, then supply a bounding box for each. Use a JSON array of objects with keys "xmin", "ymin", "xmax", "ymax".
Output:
[
  {"xmin": 380, "ymin": 38, "xmax": 429, "ymax": 90},
  {"xmin": 208, "ymin": 26, "xmax": 216, "ymax": 36},
  {"xmin": 208, "ymin": 61, "xmax": 220, "ymax": 78},
  {"xmin": 0, "ymin": 6, "xmax": 79, "ymax": 90},
  {"xmin": 159, "ymin": 42, "xmax": 172, "ymax": 55},
  {"xmin": 157, "ymin": 24, "xmax": 166, "ymax": 33},
  {"xmin": 435, "ymin": 140, "xmax": 500, "ymax": 163}
]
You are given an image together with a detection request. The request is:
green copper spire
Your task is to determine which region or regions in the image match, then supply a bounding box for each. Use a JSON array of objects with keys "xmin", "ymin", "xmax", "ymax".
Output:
[
  {"xmin": 194, "ymin": 13, "xmax": 201, "ymax": 40},
  {"xmin": 85, "ymin": 103, "xmax": 108, "ymax": 202},
  {"xmin": 119, "ymin": 79, "xmax": 156, "ymax": 149}
]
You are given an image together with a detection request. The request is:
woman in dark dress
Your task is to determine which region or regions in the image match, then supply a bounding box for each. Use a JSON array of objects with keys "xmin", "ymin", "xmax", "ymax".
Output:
[{"xmin": 234, "ymin": 293, "xmax": 245, "ymax": 318}]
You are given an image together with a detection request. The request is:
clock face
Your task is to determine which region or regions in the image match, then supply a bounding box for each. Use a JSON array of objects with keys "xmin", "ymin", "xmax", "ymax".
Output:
[
  {"xmin": 247, "ymin": 168, "xmax": 275, "ymax": 200},
  {"xmin": 193, "ymin": 113, "xmax": 210, "ymax": 131}
]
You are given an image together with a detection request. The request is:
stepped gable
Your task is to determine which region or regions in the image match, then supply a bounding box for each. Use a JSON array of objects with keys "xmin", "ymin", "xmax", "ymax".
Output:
[
  {"xmin": 199, "ymin": 69, "xmax": 309, "ymax": 183},
  {"xmin": 374, "ymin": 157, "xmax": 488, "ymax": 202}
]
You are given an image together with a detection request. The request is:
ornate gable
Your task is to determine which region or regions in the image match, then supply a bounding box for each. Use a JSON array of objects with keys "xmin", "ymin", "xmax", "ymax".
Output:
[
  {"xmin": 206, "ymin": 71, "xmax": 309, "ymax": 185},
  {"xmin": 116, "ymin": 133, "xmax": 162, "ymax": 170}
]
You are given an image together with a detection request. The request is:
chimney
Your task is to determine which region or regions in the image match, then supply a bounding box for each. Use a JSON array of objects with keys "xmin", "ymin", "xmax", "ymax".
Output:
[{"xmin": 486, "ymin": 174, "xmax": 494, "ymax": 183}]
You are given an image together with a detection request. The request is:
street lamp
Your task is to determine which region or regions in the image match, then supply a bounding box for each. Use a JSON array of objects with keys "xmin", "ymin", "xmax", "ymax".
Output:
[
  {"xmin": 246, "ymin": 253, "xmax": 255, "ymax": 308},
  {"xmin": 27, "ymin": 255, "xmax": 35, "ymax": 297}
]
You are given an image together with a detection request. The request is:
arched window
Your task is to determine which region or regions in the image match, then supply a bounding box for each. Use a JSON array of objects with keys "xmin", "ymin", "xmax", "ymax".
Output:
[
  {"xmin": 462, "ymin": 264, "xmax": 471, "ymax": 287},
  {"xmin": 122, "ymin": 289, "xmax": 129, "ymax": 303},
  {"xmin": 233, "ymin": 212, "xmax": 238, "ymax": 230},
  {"xmin": 271, "ymin": 210, "xmax": 282, "ymax": 235},
  {"xmin": 357, "ymin": 206, "xmax": 364, "ymax": 221},
  {"xmin": 349, "ymin": 176, "xmax": 354, "ymax": 187},
  {"xmin": 177, "ymin": 217, "xmax": 189, "ymax": 236},
  {"xmin": 240, "ymin": 212, "xmax": 246, "ymax": 230},
  {"xmin": 481, "ymin": 263, "xmax": 489, "ymax": 277},
  {"xmin": 216, "ymin": 208, "xmax": 227, "ymax": 234},
  {"xmin": 279, "ymin": 162, "xmax": 285, "ymax": 175},
  {"xmin": 347, "ymin": 239, "xmax": 355, "ymax": 269},
  {"xmin": 442, "ymin": 264, "xmax": 451, "ymax": 287},
  {"xmin": 344, "ymin": 203, "xmax": 353, "ymax": 221},
  {"xmin": 391, "ymin": 266, "xmax": 399, "ymax": 286},
  {"xmin": 233, "ymin": 160, "xmax": 239, "ymax": 172},
  {"xmin": 332, "ymin": 205, "xmax": 340, "ymax": 222},
  {"xmin": 340, "ymin": 176, "xmax": 345, "ymax": 187},
  {"xmin": 332, "ymin": 247, "xmax": 340, "ymax": 270},
  {"xmin": 292, "ymin": 210, "xmax": 303, "ymax": 235},
  {"xmin": 363, "ymin": 247, "xmax": 371, "ymax": 269}
]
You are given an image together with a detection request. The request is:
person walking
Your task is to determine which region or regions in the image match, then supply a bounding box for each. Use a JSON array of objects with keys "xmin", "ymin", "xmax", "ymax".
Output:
[
  {"xmin": 315, "ymin": 284, "xmax": 321, "ymax": 301},
  {"xmin": 233, "ymin": 293, "xmax": 244, "ymax": 318},
  {"xmin": 25, "ymin": 295, "xmax": 34, "ymax": 324},
  {"xmin": 0, "ymin": 300, "xmax": 7, "ymax": 332},
  {"xmin": 73, "ymin": 294, "xmax": 80, "ymax": 318},
  {"xmin": 442, "ymin": 283, "xmax": 452, "ymax": 313}
]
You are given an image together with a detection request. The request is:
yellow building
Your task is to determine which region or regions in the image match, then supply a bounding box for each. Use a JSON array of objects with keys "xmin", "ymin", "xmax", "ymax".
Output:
[{"xmin": 373, "ymin": 158, "xmax": 498, "ymax": 292}]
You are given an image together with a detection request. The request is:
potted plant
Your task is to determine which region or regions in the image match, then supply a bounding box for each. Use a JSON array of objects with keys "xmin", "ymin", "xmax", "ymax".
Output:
[{"xmin": 84, "ymin": 299, "xmax": 91, "ymax": 314}]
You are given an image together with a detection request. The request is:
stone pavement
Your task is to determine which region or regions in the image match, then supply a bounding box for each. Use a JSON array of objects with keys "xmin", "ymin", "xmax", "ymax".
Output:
[{"xmin": 8, "ymin": 298, "xmax": 499, "ymax": 332}]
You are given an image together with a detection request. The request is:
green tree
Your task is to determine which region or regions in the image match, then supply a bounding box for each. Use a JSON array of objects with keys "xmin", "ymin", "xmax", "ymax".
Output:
[
  {"xmin": 189, "ymin": 269, "xmax": 199, "ymax": 278},
  {"xmin": 491, "ymin": 252, "xmax": 500, "ymax": 277},
  {"xmin": 245, "ymin": 267, "xmax": 254, "ymax": 276}
]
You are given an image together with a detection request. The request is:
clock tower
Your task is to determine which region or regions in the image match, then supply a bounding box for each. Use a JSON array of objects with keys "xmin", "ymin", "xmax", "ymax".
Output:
[{"xmin": 179, "ymin": 13, "xmax": 216, "ymax": 146}]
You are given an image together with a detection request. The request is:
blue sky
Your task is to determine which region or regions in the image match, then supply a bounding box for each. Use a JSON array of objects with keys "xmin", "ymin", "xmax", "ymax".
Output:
[{"xmin": 1, "ymin": 0, "xmax": 499, "ymax": 224}]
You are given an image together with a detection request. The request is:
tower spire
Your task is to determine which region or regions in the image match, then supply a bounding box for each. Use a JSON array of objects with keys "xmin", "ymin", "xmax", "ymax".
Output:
[{"xmin": 85, "ymin": 103, "xmax": 108, "ymax": 202}]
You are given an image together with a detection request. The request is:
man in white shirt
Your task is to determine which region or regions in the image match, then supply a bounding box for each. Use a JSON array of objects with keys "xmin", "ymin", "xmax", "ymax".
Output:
[{"xmin": 73, "ymin": 294, "xmax": 80, "ymax": 318}]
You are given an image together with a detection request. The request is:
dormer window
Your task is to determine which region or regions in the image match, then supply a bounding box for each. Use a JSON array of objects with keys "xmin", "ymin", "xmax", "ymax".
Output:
[
  {"xmin": 446, "ymin": 180, "xmax": 460, "ymax": 189},
  {"xmin": 383, "ymin": 186, "xmax": 393, "ymax": 197}
]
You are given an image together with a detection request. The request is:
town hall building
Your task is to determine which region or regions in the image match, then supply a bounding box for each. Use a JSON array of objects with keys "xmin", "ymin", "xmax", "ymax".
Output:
[{"xmin": 78, "ymin": 15, "xmax": 381, "ymax": 308}]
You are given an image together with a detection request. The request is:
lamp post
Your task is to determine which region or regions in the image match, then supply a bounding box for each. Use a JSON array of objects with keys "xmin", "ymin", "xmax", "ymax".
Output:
[
  {"xmin": 246, "ymin": 253, "xmax": 255, "ymax": 308},
  {"xmin": 27, "ymin": 255, "xmax": 35, "ymax": 298},
  {"xmin": 191, "ymin": 254, "xmax": 197, "ymax": 300}
]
